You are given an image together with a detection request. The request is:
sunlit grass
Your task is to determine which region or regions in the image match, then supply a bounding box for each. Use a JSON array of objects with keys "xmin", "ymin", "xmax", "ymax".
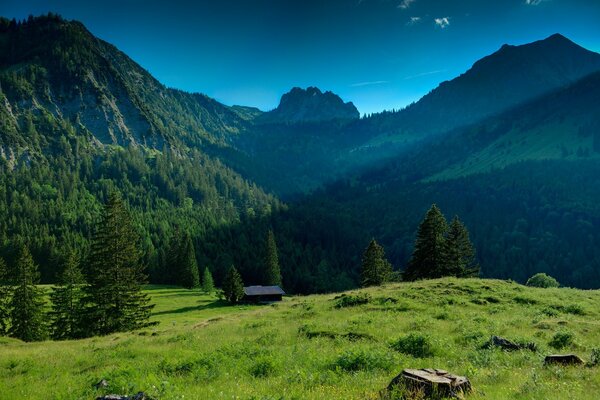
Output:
[{"xmin": 1, "ymin": 278, "xmax": 599, "ymax": 399}]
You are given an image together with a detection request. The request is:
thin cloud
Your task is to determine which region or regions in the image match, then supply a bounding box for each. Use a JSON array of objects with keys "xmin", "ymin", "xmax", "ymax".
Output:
[
  {"xmin": 525, "ymin": 0, "xmax": 549, "ymax": 5},
  {"xmin": 398, "ymin": 0, "xmax": 416, "ymax": 9},
  {"xmin": 350, "ymin": 80, "xmax": 390, "ymax": 87},
  {"xmin": 403, "ymin": 70, "xmax": 446, "ymax": 80},
  {"xmin": 407, "ymin": 16, "xmax": 422, "ymax": 26},
  {"xmin": 434, "ymin": 17, "xmax": 451, "ymax": 29}
]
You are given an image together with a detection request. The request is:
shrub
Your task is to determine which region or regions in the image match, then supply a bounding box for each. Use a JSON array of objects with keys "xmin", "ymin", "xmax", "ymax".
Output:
[
  {"xmin": 334, "ymin": 293, "xmax": 371, "ymax": 308},
  {"xmin": 250, "ymin": 356, "xmax": 277, "ymax": 377},
  {"xmin": 590, "ymin": 348, "xmax": 600, "ymax": 366},
  {"xmin": 333, "ymin": 349, "xmax": 392, "ymax": 372},
  {"xmin": 526, "ymin": 273, "xmax": 560, "ymax": 288},
  {"xmin": 390, "ymin": 333, "xmax": 435, "ymax": 358},
  {"xmin": 548, "ymin": 331, "xmax": 574, "ymax": 350}
]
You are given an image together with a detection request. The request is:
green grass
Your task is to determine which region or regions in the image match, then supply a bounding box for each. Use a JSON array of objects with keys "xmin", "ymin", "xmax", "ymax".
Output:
[{"xmin": 1, "ymin": 278, "xmax": 600, "ymax": 399}]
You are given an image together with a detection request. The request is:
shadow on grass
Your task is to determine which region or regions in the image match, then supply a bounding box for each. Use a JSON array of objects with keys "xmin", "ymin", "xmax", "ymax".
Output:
[{"xmin": 152, "ymin": 299, "xmax": 231, "ymax": 316}]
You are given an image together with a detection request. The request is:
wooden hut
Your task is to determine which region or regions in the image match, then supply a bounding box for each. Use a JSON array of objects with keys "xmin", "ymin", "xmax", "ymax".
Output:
[{"xmin": 243, "ymin": 285, "xmax": 285, "ymax": 303}]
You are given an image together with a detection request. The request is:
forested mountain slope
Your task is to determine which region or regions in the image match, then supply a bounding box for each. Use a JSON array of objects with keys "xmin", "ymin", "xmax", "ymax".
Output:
[{"xmin": 0, "ymin": 15, "xmax": 278, "ymax": 282}]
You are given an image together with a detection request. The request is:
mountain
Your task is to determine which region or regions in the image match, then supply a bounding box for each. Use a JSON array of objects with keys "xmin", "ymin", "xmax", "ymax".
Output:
[
  {"xmin": 0, "ymin": 15, "xmax": 278, "ymax": 282},
  {"xmin": 364, "ymin": 33, "xmax": 600, "ymax": 144},
  {"xmin": 234, "ymin": 34, "xmax": 600, "ymax": 197},
  {"xmin": 267, "ymin": 70, "xmax": 600, "ymax": 290},
  {"xmin": 259, "ymin": 86, "xmax": 359, "ymax": 123}
]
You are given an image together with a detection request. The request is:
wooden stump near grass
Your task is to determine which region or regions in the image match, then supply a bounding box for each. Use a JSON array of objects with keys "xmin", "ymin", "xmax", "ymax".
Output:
[{"xmin": 386, "ymin": 368, "xmax": 472, "ymax": 399}]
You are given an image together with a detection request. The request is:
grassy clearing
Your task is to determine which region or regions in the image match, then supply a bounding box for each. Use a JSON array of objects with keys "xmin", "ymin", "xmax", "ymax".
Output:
[{"xmin": 1, "ymin": 278, "xmax": 600, "ymax": 399}]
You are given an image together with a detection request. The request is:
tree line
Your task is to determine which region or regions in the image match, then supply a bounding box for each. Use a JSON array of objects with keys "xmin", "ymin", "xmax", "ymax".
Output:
[
  {"xmin": 361, "ymin": 204, "xmax": 478, "ymax": 286},
  {"xmin": 0, "ymin": 193, "xmax": 154, "ymax": 341}
]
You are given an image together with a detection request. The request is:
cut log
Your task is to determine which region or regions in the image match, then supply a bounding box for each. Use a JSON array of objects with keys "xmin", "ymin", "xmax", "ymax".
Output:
[
  {"xmin": 544, "ymin": 354, "xmax": 585, "ymax": 366},
  {"xmin": 387, "ymin": 368, "xmax": 472, "ymax": 398}
]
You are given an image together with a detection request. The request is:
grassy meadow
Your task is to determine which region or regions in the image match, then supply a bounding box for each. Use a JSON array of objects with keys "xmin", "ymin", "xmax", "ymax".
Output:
[{"xmin": 1, "ymin": 278, "xmax": 600, "ymax": 399}]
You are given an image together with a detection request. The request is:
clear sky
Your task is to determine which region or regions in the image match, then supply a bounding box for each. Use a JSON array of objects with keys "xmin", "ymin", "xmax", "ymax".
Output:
[{"xmin": 2, "ymin": 0, "xmax": 600, "ymax": 115}]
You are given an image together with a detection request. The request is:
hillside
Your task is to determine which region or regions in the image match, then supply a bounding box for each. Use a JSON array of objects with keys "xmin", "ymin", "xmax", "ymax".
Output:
[
  {"xmin": 1, "ymin": 278, "xmax": 599, "ymax": 399},
  {"xmin": 363, "ymin": 33, "xmax": 600, "ymax": 145},
  {"xmin": 0, "ymin": 15, "xmax": 278, "ymax": 282},
  {"xmin": 233, "ymin": 34, "xmax": 600, "ymax": 196}
]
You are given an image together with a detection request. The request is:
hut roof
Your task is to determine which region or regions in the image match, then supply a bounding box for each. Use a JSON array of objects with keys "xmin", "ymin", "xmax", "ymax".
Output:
[{"xmin": 243, "ymin": 285, "xmax": 285, "ymax": 296}]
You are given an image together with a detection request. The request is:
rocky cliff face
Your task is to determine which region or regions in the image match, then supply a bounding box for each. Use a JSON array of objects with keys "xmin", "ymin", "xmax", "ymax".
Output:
[{"xmin": 260, "ymin": 86, "xmax": 359, "ymax": 123}]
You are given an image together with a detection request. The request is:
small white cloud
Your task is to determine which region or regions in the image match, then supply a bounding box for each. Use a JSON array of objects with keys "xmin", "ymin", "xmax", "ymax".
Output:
[
  {"xmin": 398, "ymin": 0, "xmax": 416, "ymax": 9},
  {"xmin": 403, "ymin": 70, "xmax": 446, "ymax": 80},
  {"xmin": 407, "ymin": 16, "xmax": 422, "ymax": 26},
  {"xmin": 525, "ymin": 0, "xmax": 549, "ymax": 5},
  {"xmin": 434, "ymin": 17, "xmax": 451, "ymax": 29},
  {"xmin": 350, "ymin": 80, "xmax": 389, "ymax": 87}
]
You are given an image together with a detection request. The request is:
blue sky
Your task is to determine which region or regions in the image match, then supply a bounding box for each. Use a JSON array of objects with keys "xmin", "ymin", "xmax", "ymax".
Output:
[{"xmin": 2, "ymin": 0, "xmax": 600, "ymax": 114}]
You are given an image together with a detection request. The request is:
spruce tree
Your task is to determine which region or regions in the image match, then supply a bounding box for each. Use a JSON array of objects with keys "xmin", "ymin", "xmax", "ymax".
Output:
[
  {"xmin": 360, "ymin": 239, "xmax": 393, "ymax": 287},
  {"xmin": 405, "ymin": 204, "xmax": 448, "ymax": 281},
  {"xmin": 49, "ymin": 252, "xmax": 85, "ymax": 340},
  {"xmin": 223, "ymin": 266, "xmax": 244, "ymax": 303},
  {"xmin": 201, "ymin": 267, "xmax": 215, "ymax": 293},
  {"xmin": 178, "ymin": 233, "xmax": 200, "ymax": 288},
  {"xmin": 264, "ymin": 230, "xmax": 282, "ymax": 286},
  {"xmin": 84, "ymin": 192, "xmax": 154, "ymax": 336},
  {"xmin": 444, "ymin": 216, "xmax": 479, "ymax": 277},
  {"xmin": 165, "ymin": 228, "xmax": 183, "ymax": 285},
  {"xmin": 9, "ymin": 246, "xmax": 46, "ymax": 342},
  {"xmin": 0, "ymin": 257, "xmax": 12, "ymax": 335}
]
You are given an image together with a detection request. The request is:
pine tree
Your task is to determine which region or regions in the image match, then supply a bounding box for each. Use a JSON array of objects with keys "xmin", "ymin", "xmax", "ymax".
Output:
[
  {"xmin": 49, "ymin": 252, "xmax": 85, "ymax": 340},
  {"xmin": 444, "ymin": 216, "xmax": 479, "ymax": 277},
  {"xmin": 264, "ymin": 230, "xmax": 282, "ymax": 286},
  {"xmin": 405, "ymin": 204, "xmax": 448, "ymax": 281},
  {"xmin": 165, "ymin": 227, "xmax": 183, "ymax": 285},
  {"xmin": 360, "ymin": 239, "xmax": 393, "ymax": 287},
  {"xmin": 9, "ymin": 246, "xmax": 47, "ymax": 342},
  {"xmin": 84, "ymin": 192, "xmax": 154, "ymax": 336},
  {"xmin": 223, "ymin": 266, "xmax": 244, "ymax": 303},
  {"xmin": 178, "ymin": 233, "xmax": 200, "ymax": 288},
  {"xmin": 0, "ymin": 257, "xmax": 12, "ymax": 335},
  {"xmin": 201, "ymin": 267, "xmax": 215, "ymax": 293}
]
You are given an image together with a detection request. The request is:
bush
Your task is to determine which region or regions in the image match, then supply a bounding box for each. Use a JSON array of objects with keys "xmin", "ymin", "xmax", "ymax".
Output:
[
  {"xmin": 250, "ymin": 356, "xmax": 277, "ymax": 377},
  {"xmin": 333, "ymin": 349, "xmax": 392, "ymax": 372},
  {"xmin": 526, "ymin": 273, "xmax": 560, "ymax": 288},
  {"xmin": 334, "ymin": 293, "xmax": 371, "ymax": 308},
  {"xmin": 390, "ymin": 333, "xmax": 435, "ymax": 358},
  {"xmin": 590, "ymin": 348, "xmax": 600, "ymax": 366},
  {"xmin": 548, "ymin": 331, "xmax": 574, "ymax": 350}
]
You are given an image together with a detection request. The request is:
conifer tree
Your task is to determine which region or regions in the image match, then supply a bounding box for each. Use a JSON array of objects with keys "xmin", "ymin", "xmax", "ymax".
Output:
[
  {"xmin": 223, "ymin": 266, "xmax": 244, "ymax": 303},
  {"xmin": 264, "ymin": 230, "xmax": 282, "ymax": 286},
  {"xmin": 84, "ymin": 192, "xmax": 154, "ymax": 336},
  {"xmin": 9, "ymin": 246, "xmax": 46, "ymax": 342},
  {"xmin": 360, "ymin": 239, "xmax": 393, "ymax": 287},
  {"xmin": 0, "ymin": 257, "xmax": 12, "ymax": 335},
  {"xmin": 405, "ymin": 204, "xmax": 448, "ymax": 281},
  {"xmin": 444, "ymin": 216, "xmax": 479, "ymax": 277},
  {"xmin": 49, "ymin": 252, "xmax": 85, "ymax": 340},
  {"xmin": 165, "ymin": 228, "xmax": 183, "ymax": 285},
  {"xmin": 178, "ymin": 233, "xmax": 200, "ymax": 288},
  {"xmin": 201, "ymin": 267, "xmax": 215, "ymax": 293}
]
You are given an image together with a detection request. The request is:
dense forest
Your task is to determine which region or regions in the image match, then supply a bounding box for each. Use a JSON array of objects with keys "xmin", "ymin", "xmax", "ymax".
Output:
[{"xmin": 2, "ymin": 15, "xmax": 600, "ymax": 293}]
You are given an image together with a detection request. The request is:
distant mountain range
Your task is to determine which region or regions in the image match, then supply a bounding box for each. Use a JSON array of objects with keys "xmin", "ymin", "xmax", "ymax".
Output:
[{"xmin": 2, "ymin": 14, "xmax": 600, "ymax": 291}]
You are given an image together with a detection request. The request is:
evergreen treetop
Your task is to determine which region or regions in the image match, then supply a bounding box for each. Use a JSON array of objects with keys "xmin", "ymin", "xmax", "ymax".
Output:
[
  {"xmin": 264, "ymin": 230, "xmax": 282, "ymax": 286},
  {"xmin": 84, "ymin": 192, "xmax": 154, "ymax": 336},
  {"xmin": 201, "ymin": 267, "xmax": 215, "ymax": 293},
  {"xmin": 9, "ymin": 246, "xmax": 47, "ymax": 342},
  {"xmin": 405, "ymin": 204, "xmax": 448, "ymax": 281},
  {"xmin": 360, "ymin": 239, "xmax": 393, "ymax": 287},
  {"xmin": 223, "ymin": 266, "xmax": 244, "ymax": 303}
]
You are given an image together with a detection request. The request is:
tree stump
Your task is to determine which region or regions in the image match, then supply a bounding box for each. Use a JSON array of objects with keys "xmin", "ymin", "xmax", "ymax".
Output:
[
  {"xmin": 387, "ymin": 368, "xmax": 472, "ymax": 398},
  {"xmin": 544, "ymin": 354, "xmax": 585, "ymax": 366}
]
